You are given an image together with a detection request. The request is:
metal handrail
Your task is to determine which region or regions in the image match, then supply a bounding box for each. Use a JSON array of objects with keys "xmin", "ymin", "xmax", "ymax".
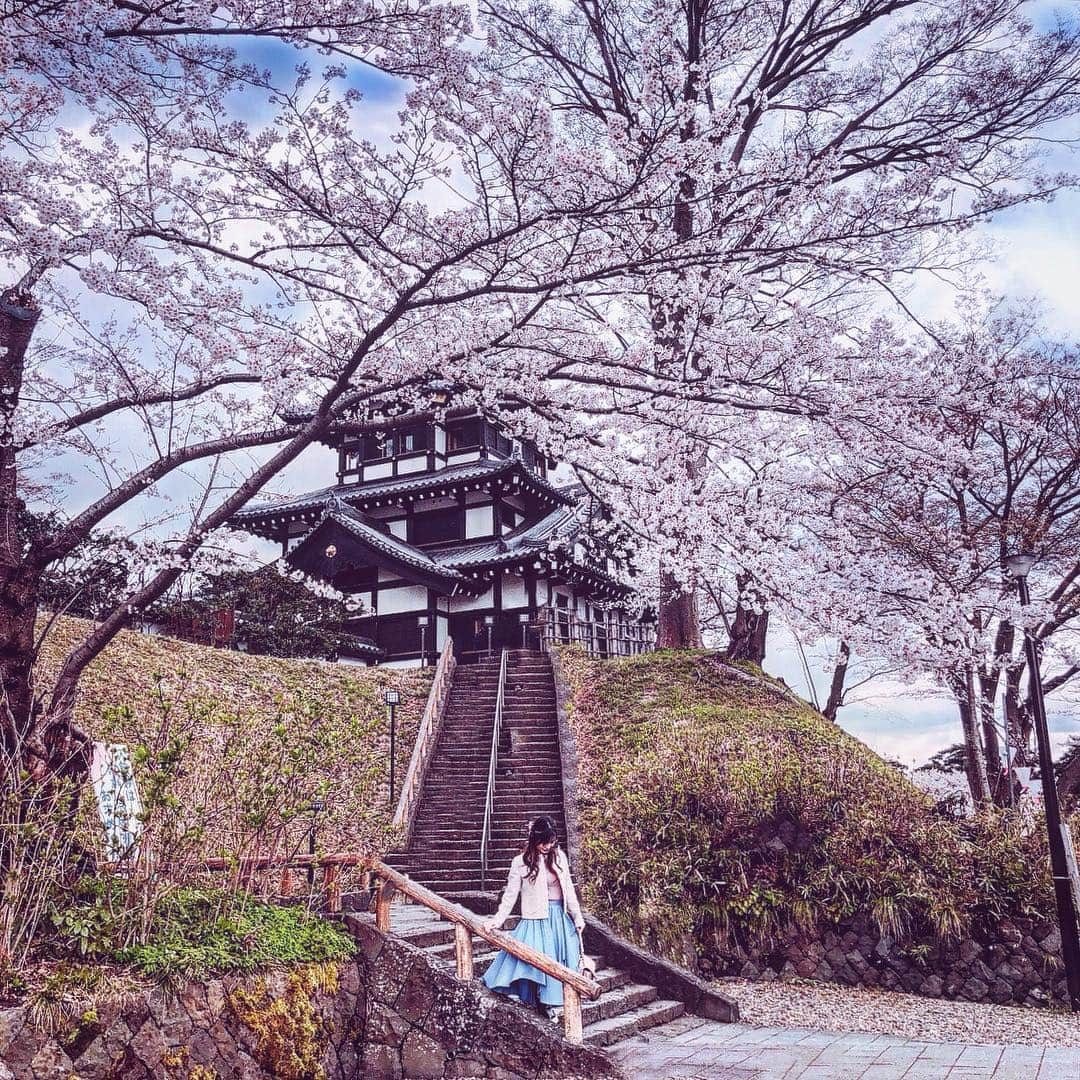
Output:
[
  {"xmin": 480, "ymin": 647, "xmax": 508, "ymax": 890},
  {"xmin": 392, "ymin": 637, "xmax": 456, "ymax": 846}
]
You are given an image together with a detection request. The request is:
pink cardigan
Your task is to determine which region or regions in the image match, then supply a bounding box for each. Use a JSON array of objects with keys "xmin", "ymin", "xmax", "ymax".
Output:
[{"xmin": 488, "ymin": 849, "xmax": 585, "ymax": 930}]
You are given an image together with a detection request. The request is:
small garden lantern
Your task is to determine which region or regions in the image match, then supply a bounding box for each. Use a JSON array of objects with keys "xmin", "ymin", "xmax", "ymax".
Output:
[
  {"xmin": 307, "ymin": 794, "xmax": 325, "ymax": 886},
  {"xmin": 417, "ymin": 614, "xmax": 430, "ymax": 668},
  {"xmin": 385, "ymin": 688, "xmax": 401, "ymax": 805}
]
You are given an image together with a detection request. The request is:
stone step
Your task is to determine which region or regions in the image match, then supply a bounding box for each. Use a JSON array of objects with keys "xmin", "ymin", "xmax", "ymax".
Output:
[
  {"xmin": 582, "ymin": 999, "xmax": 686, "ymax": 1047},
  {"xmin": 581, "ymin": 983, "xmax": 657, "ymax": 1025}
]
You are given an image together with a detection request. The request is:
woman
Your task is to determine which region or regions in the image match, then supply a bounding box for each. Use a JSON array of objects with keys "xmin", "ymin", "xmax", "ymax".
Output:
[{"xmin": 482, "ymin": 816, "xmax": 586, "ymax": 1020}]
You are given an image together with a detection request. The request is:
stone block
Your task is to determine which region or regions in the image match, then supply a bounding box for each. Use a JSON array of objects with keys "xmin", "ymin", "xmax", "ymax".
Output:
[
  {"xmin": 961, "ymin": 977, "xmax": 989, "ymax": 1000},
  {"xmin": 369, "ymin": 938, "xmax": 421, "ymax": 1008},
  {"xmin": 424, "ymin": 980, "xmax": 489, "ymax": 1052},
  {"xmin": 959, "ymin": 939, "xmax": 981, "ymax": 964},
  {"xmin": 363, "ymin": 1041, "xmax": 404, "ymax": 1079},
  {"xmin": 1040, "ymin": 927, "xmax": 1062, "ymax": 954},
  {"xmin": 396, "ymin": 959, "xmax": 438, "ymax": 1026},
  {"xmin": 345, "ymin": 913, "xmax": 388, "ymax": 963},
  {"xmin": 445, "ymin": 1055, "xmax": 488, "ymax": 1077},
  {"xmin": 367, "ymin": 1002, "xmax": 411, "ymax": 1048},
  {"xmin": 919, "ymin": 975, "xmax": 943, "ymax": 997},
  {"xmin": 401, "ymin": 1028, "xmax": 448, "ymax": 1078}
]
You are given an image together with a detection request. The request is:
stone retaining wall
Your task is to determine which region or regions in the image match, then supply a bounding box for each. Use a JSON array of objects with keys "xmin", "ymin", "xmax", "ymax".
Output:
[
  {"xmin": 704, "ymin": 911, "xmax": 1066, "ymax": 1008},
  {"xmin": 0, "ymin": 916, "xmax": 619, "ymax": 1080}
]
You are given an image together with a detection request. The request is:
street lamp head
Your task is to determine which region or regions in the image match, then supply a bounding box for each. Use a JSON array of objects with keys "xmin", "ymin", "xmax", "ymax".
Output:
[
  {"xmin": 384, "ymin": 688, "xmax": 401, "ymax": 706},
  {"xmin": 1004, "ymin": 552, "xmax": 1037, "ymax": 580},
  {"xmin": 417, "ymin": 615, "xmax": 430, "ymax": 627},
  {"xmin": 483, "ymin": 615, "xmax": 495, "ymax": 627}
]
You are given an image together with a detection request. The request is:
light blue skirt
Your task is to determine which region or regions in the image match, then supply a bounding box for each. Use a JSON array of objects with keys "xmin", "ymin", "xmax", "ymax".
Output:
[{"xmin": 482, "ymin": 900, "xmax": 580, "ymax": 1007}]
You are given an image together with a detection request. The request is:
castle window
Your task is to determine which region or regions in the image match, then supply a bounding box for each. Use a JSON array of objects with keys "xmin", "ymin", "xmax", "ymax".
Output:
[{"xmin": 448, "ymin": 418, "xmax": 483, "ymax": 449}]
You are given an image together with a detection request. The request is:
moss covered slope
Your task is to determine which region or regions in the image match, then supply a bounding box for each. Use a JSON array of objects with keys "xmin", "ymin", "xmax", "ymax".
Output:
[
  {"xmin": 559, "ymin": 648, "xmax": 1052, "ymax": 970},
  {"xmin": 39, "ymin": 616, "xmax": 431, "ymax": 856}
]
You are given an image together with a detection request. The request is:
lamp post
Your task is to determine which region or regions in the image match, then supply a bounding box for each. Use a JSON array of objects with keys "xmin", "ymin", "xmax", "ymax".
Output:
[
  {"xmin": 307, "ymin": 795, "xmax": 325, "ymax": 887},
  {"xmin": 1005, "ymin": 552, "xmax": 1080, "ymax": 1011},
  {"xmin": 519, "ymin": 611, "xmax": 530, "ymax": 649},
  {"xmin": 483, "ymin": 614, "xmax": 495, "ymax": 656},
  {"xmin": 385, "ymin": 688, "xmax": 400, "ymax": 806},
  {"xmin": 417, "ymin": 614, "xmax": 429, "ymax": 668}
]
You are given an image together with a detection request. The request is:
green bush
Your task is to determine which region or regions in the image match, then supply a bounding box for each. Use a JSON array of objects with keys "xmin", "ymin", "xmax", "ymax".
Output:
[
  {"xmin": 48, "ymin": 880, "xmax": 353, "ymax": 981},
  {"xmin": 559, "ymin": 648, "xmax": 1055, "ymax": 965}
]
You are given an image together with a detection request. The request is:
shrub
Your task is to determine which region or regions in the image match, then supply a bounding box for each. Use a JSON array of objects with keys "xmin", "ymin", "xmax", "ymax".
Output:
[
  {"xmin": 559, "ymin": 648, "xmax": 1056, "ymax": 967},
  {"xmin": 46, "ymin": 880, "xmax": 353, "ymax": 981}
]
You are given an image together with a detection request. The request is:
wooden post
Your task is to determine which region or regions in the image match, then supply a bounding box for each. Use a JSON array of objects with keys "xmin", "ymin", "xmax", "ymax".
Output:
[
  {"xmin": 562, "ymin": 984, "xmax": 583, "ymax": 1044},
  {"xmin": 324, "ymin": 864, "xmax": 341, "ymax": 914},
  {"xmin": 280, "ymin": 866, "xmax": 295, "ymax": 898},
  {"xmin": 454, "ymin": 922, "xmax": 474, "ymax": 980},
  {"xmin": 375, "ymin": 881, "xmax": 395, "ymax": 932}
]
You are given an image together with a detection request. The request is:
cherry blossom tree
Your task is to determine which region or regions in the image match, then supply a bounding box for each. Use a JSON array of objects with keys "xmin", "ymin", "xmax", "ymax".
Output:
[
  {"xmin": 0, "ymin": 0, "xmax": 746, "ymax": 798},
  {"xmin": 777, "ymin": 311, "xmax": 1080, "ymax": 804},
  {"xmin": 480, "ymin": 0, "xmax": 1080, "ymax": 645}
]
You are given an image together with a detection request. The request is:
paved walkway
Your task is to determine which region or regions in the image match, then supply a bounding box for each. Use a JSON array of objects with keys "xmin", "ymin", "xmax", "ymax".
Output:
[{"xmin": 607, "ymin": 1015, "xmax": 1080, "ymax": 1079}]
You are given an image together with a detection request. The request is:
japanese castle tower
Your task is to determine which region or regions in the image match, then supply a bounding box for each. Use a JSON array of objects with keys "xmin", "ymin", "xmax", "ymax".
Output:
[{"xmin": 231, "ymin": 405, "xmax": 653, "ymax": 666}]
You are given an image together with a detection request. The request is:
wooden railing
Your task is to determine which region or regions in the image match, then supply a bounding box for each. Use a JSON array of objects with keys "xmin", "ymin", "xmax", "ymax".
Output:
[
  {"xmin": 371, "ymin": 860, "xmax": 600, "ymax": 1043},
  {"xmin": 539, "ymin": 607, "xmax": 654, "ymax": 658},
  {"xmin": 202, "ymin": 852, "xmax": 368, "ymax": 916},
  {"xmin": 203, "ymin": 852, "xmax": 600, "ymax": 1044},
  {"xmin": 480, "ymin": 647, "xmax": 508, "ymax": 890},
  {"xmin": 391, "ymin": 636, "xmax": 456, "ymax": 847}
]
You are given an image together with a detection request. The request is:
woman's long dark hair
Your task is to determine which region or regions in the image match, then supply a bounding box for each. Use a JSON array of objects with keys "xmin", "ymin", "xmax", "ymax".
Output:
[{"xmin": 522, "ymin": 816, "xmax": 559, "ymax": 882}]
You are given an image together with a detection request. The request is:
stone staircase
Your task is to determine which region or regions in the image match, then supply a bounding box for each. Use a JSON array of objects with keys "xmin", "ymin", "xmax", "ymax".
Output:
[
  {"xmin": 389, "ymin": 904, "xmax": 687, "ymax": 1049},
  {"xmin": 382, "ymin": 646, "xmax": 723, "ymax": 1062},
  {"xmin": 385, "ymin": 650, "xmax": 568, "ymax": 894}
]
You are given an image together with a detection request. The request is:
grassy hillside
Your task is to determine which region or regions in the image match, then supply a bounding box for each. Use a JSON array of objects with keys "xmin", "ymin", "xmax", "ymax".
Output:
[
  {"xmin": 558, "ymin": 648, "xmax": 1053, "ymax": 970},
  {"xmin": 39, "ymin": 616, "xmax": 432, "ymax": 862}
]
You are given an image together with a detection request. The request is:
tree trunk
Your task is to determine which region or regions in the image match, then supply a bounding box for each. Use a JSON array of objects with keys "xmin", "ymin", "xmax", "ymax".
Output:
[
  {"xmin": 951, "ymin": 667, "xmax": 992, "ymax": 805},
  {"xmin": 725, "ymin": 574, "xmax": 769, "ymax": 665},
  {"xmin": 0, "ymin": 287, "xmax": 92, "ymax": 793},
  {"xmin": 823, "ymin": 640, "xmax": 850, "ymax": 721},
  {"xmin": 656, "ymin": 570, "xmax": 703, "ymax": 648},
  {"xmin": 0, "ymin": 287, "xmax": 39, "ymax": 766}
]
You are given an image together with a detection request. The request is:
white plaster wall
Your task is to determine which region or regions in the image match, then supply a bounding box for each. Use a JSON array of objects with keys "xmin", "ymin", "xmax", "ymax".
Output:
[
  {"xmin": 363, "ymin": 461, "xmax": 393, "ymax": 480},
  {"xmin": 380, "ymin": 658, "xmax": 425, "ymax": 669},
  {"xmin": 465, "ymin": 505, "xmax": 494, "ymax": 538},
  {"xmin": 436, "ymin": 615, "xmax": 448, "ymax": 649},
  {"xmin": 448, "ymin": 451, "xmax": 481, "ymax": 465},
  {"xmin": 378, "ymin": 568, "xmax": 398, "ymax": 583},
  {"xmin": 502, "ymin": 573, "xmax": 527, "ymax": 608},
  {"xmin": 387, "ymin": 519, "xmax": 407, "ymax": 539},
  {"xmin": 434, "ymin": 426, "xmax": 446, "ymax": 454},
  {"xmin": 451, "ymin": 587, "xmax": 494, "ymax": 611},
  {"xmin": 398, "ymin": 455, "xmax": 427, "ymax": 475},
  {"xmin": 379, "ymin": 585, "xmax": 429, "ymax": 614}
]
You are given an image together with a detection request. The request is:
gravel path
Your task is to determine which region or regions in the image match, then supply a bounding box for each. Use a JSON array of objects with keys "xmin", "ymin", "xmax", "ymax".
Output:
[{"xmin": 718, "ymin": 977, "xmax": 1080, "ymax": 1047}]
